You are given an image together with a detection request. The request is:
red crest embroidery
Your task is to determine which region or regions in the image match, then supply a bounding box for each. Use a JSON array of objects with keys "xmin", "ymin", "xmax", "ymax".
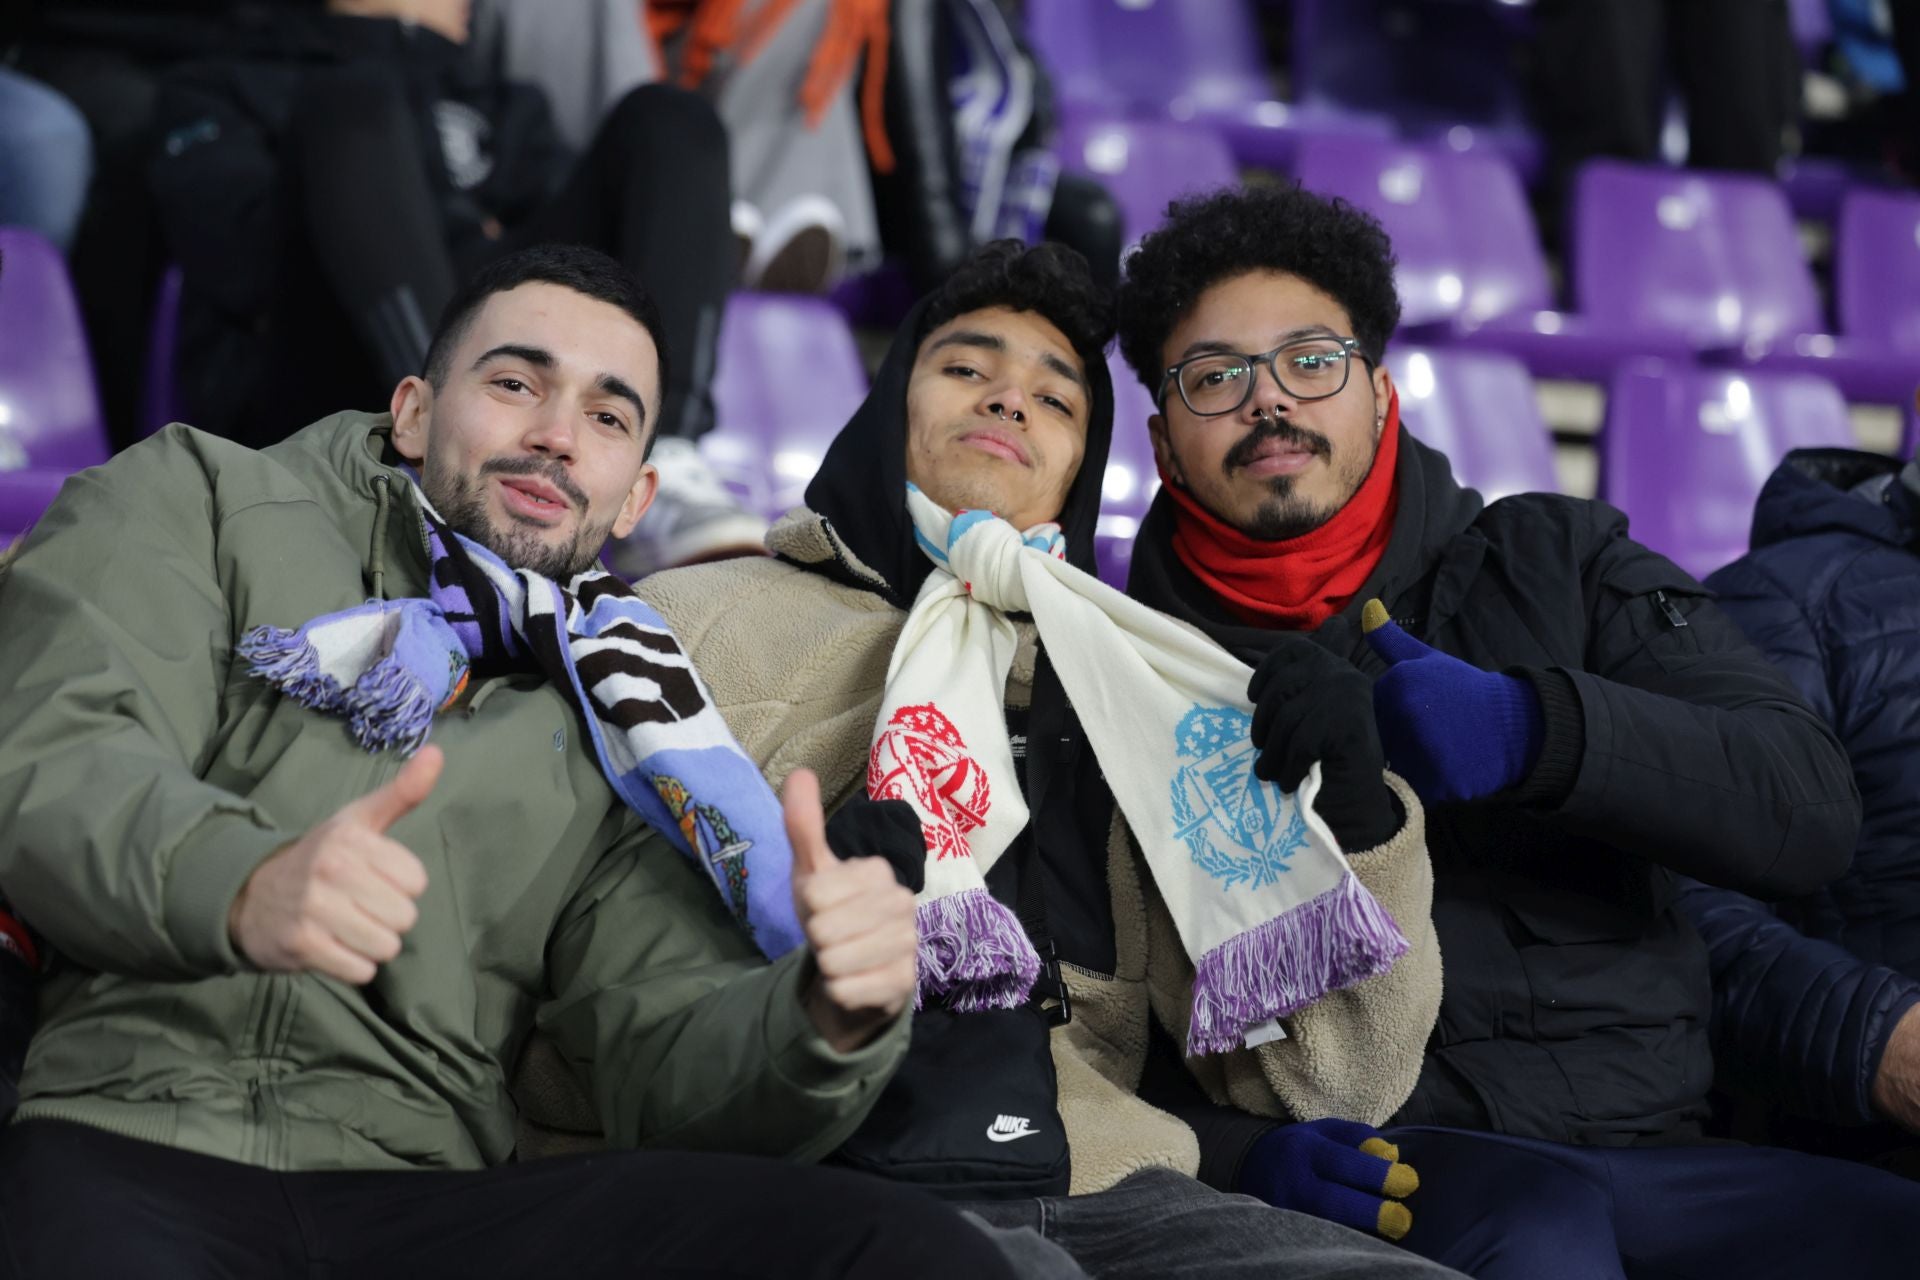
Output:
[{"xmin": 868, "ymin": 703, "xmax": 991, "ymax": 861}]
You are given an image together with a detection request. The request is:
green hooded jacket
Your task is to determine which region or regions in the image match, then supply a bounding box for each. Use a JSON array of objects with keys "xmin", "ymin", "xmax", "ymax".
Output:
[{"xmin": 0, "ymin": 412, "xmax": 906, "ymax": 1171}]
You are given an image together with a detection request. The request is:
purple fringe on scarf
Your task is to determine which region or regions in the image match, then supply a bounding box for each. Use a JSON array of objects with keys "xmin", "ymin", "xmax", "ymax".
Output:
[
  {"xmin": 236, "ymin": 626, "xmax": 345, "ymax": 712},
  {"xmin": 915, "ymin": 887, "xmax": 1043, "ymax": 1012},
  {"xmin": 1185, "ymin": 870, "xmax": 1411, "ymax": 1057},
  {"xmin": 340, "ymin": 653, "xmax": 439, "ymax": 753},
  {"xmin": 237, "ymin": 624, "xmax": 437, "ymax": 754}
]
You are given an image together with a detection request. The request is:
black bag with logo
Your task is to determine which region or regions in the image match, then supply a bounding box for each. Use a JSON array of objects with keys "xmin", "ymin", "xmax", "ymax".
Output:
[{"xmin": 828, "ymin": 833, "xmax": 1073, "ymax": 1200}]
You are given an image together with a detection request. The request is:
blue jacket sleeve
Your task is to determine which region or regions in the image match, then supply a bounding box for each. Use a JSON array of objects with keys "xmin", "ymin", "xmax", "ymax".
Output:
[{"xmin": 1678, "ymin": 876, "xmax": 1920, "ymax": 1125}]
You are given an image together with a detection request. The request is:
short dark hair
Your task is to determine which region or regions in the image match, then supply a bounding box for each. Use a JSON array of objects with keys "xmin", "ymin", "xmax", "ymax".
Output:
[
  {"xmin": 1114, "ymin": 184, "xmax": 1402, "ymax": 397},
  {"xmin": 422, "ymin": 243, "xmax": 671, "ymax": 413},
  {"xmin": 918, "ymin": 240, "xmax": 1115, "ymax": 374}
]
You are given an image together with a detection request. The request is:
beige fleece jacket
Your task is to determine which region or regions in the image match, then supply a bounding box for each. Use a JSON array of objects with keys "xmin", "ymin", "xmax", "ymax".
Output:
[{"xmin": 512, "ymin": 511, "xmax": 1442, "ymax": 1191}]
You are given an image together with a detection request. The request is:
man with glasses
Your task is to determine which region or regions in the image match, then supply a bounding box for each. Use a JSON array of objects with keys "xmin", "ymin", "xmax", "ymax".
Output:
[{"xmin": 1115, "ymin": 184, "xmax": 1920, "ymax": 1279}]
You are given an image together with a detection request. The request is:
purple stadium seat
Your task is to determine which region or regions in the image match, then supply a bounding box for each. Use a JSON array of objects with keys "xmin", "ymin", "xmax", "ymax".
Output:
[
  {"xmin": 1098, "ymin": 349, "xmax": 1163, "ymax": 587},
  {"xmin": 141, "ymin": 266, "xmax": 185, "ymax": 437},
  {"xmin": 1468, "ymin": 162, "xmax": 1836, "ymax": 382},
  {"xmin": 1025, "ymin": 0, "xmax": 1393, "ymax": 174},
  {"xmin": 706, "ymin": 291, "xmax": 869, "ymax": 519},
  {"xmin": 1057, "ymin": 117, "xmax": 1240, "ymax": 246},
  {"xmin": 1734, "ymin": 189, "xmax": 1920, "ymax": 404},
  {"xmin": 1576, "ymin": 163, "xmax": 1819, "ymax": 345},
  {"xmin": 1386, "ymin": 346, "xmax": 1558, "ymax": 501},
  {"xmin": 1290, "ymin": 142, "xmax": 1690, "ymax": 380},
  {"xmin": 1294, "ymin": 137, "xmax": 1549, "ymax": 331},
  {"xmin": 1599, "ymin": 362, "xmax": 1855, "ymax": 579},
  {"xmin": 1837, "ymin": 190, "xmax": 1920, "ymax": 353},
  {"xmin": 0, "ymin": 226, "xmax": 108, "ymax": 541}
]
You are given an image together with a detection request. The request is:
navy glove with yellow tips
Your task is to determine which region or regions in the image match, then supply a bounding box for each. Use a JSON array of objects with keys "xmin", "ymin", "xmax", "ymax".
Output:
[
  {"xmin": 1236, "ymin": 1118, "xmax": 1420, "ymax": 1240},
  {"xmin": 1361, "ymin": 599, "xmax": 1544, "ymax": 806}
]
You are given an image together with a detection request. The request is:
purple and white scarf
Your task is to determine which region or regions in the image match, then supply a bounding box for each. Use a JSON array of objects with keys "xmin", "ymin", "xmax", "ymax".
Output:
[{"xmin": 237, "ymin": 483, "xmax": 805, "ymax": 957}]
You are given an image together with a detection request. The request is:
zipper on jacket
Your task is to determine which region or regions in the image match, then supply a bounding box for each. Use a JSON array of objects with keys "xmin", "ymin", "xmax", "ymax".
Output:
[{"xmin": 1652, "ymin": 590, "xmax": 1689, "ymax": 630}]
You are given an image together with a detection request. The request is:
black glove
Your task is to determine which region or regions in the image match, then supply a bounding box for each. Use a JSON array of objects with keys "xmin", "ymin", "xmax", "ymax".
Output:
[
  {"xmin": 1247, "ymin": 618, "xmax": 1400, "ymax": 851},
  {"xmin": 825, "ymin": 793, "xmax": 929, "ymax": 893}
]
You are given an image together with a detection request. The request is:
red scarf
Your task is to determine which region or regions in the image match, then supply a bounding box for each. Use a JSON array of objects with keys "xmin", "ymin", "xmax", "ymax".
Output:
[{"xmin": 1162, "ymin": 393, "xmax": 1402, "ymax": 631}]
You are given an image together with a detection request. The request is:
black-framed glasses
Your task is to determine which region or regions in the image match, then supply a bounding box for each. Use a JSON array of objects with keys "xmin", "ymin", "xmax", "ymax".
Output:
[{"xmin": 1158, "ymin": 336, "xmax": 1371, "ymax": 417}]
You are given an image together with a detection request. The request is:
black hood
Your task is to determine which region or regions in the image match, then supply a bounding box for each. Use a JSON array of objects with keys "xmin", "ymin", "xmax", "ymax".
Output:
[{"xmin": 801, "ymin": 296, "xmax": 1116, "ymax": 608}]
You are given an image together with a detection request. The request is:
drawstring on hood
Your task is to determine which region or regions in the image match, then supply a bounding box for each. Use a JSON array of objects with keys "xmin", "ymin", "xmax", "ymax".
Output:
[{"xmin": 369, "ymin": 472, "xmax": 393, "ymax": 601}]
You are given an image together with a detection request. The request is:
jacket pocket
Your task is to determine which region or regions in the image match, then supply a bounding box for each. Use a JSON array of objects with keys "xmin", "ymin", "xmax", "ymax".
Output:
[{"xmin": 1595, "ymin": 556, "xmax": 1714, "ymax": 672}]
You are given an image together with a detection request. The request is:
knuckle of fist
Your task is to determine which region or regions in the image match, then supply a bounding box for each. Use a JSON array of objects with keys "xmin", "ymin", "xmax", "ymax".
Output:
[{"xmin": 312, "ymin": 845, "xmax": 356, "ymax": 885}]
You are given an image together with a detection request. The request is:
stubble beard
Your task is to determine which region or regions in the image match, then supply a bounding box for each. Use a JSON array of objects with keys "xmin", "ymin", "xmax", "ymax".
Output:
[{"xmin": 422, "ymin": 454, "xmax": 614, "ymax": 581}]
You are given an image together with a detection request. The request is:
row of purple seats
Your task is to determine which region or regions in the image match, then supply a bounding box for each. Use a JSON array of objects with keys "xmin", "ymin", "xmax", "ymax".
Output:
[
  {"xmin": 1028, "ymin": 0, "xmax": 1394, "ymax": 179},
  {"xmin": 0, "ymin": 228, "xmax": 108, "ymax": 545},
  {"xmin": 1295, "ymin": 139, "xmax": 1920, "ymax": 404},
  {"xmin": 2, "ymin": 225, "xmax": 1880, "ymax": 592},
  {"xmin": 1027, "ymin": 0, "xmax": 1533, "ymax": 181}
]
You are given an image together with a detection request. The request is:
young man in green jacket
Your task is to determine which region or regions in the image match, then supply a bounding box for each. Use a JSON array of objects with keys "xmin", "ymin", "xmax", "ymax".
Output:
[{"xmin": 0, "ymin": 244, "xmax": 1027, "ymax": 1279}]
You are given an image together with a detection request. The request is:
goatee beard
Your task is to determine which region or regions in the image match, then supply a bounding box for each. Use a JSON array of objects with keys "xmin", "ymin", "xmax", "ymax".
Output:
[
  {"xmin": 1243, "ymin": 478, "xmax": 1339, "ymax": 541},
  {"xmin": 1224, "ymin": 417, "xmax": 1338, "ymax": 542}
]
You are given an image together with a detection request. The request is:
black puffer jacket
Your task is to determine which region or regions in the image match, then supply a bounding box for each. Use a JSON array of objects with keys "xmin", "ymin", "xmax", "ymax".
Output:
[{"xmin": 1130, "ymin": 428, "xmax": 1861, "ymax": 1146}]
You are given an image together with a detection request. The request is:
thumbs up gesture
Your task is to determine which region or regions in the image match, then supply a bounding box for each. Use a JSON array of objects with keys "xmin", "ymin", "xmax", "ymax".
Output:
[
  {"xmin": 228, "ymin": 746, "xmax": 440, "ymax": 984},
  {"xmin": 1361, "ymin": 599, "xmax": 1545, "ymax": 806},
  {"xmin": 784, "ymin": 769, "xmax": 919, "ymax": 1052}
]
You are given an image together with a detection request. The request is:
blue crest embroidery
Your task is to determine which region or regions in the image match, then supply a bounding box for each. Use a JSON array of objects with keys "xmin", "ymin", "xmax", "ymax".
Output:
[{"xmin": 1169, "ymin": 705, "xmax": 1309, "ymax": 891}]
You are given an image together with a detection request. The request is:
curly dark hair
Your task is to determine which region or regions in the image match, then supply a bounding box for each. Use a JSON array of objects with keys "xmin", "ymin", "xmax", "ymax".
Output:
[
  {"xmin": 1114, "ymin": 184, "xmax": 1401, "ymax": 399},
  {"xmin": 919, "ymin": 239, "xmax": 1115, "ymax": 375}
]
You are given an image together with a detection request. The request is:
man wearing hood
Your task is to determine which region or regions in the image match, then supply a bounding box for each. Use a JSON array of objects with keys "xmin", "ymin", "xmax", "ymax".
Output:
[
  {"xmin": 1678, "ymin": 444, "xmax": 1920, "ymax": 1173},
  {"xmin": 1115, "ymin": 183, "xmax": 1920, "ymax": 1278},
  {"xmin": 0, "ymin": 242, "xmax": 1022, "ymax": 1279},
  {"xmin": 629, "ymin": 239, "xmax": 1466, "ymax": 1278}
]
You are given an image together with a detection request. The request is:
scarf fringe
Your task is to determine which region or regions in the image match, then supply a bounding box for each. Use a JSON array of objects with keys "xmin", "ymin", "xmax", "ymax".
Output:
[
  {"xmin": 237, "ymin": 624, "xmax": 436, "ymax": 754},
  {"xmin": 1185, "ymin": 870, "xmax": 1410, "ymax": 1057},
  {"xmin": 236, "ymin": 625, "xmax": 346, "ymax": 712},
  {"xmin": 341, "ymin": 653, "xmax": 440, "ymax": 753},
  {"xmin": 915, "ymin": 888, "xmax": 1042, "ymax": 1012}
]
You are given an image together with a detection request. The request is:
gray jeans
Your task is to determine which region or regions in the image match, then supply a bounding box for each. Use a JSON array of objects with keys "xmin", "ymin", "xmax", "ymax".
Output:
[{"xmin": 963, "ymin": 1167, "xmax": 1469, "ymax": 1280}]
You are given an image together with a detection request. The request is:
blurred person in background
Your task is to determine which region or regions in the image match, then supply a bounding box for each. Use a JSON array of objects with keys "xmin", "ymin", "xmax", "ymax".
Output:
[
  {"xmin": 1532, "ymin": 0, "xmax": 1799, "ymax": 219},
  {"xmin": 147, "ymin": 0, "xmax": 764, "ymax": 577},
  {"xmin": 877, "ymin": 0, "xmax": 1123, "ymax": 294},
  {"xmin": 477, "ymin": 0, "xmax": 887, "ymax": 294},
  {"xmin": 10, "ymin": 0, "xmax": 261, "ymax": 448},
  {"xmin": 1681, "ymin": 431, "xmax": 1920, "ymax": 1181}
]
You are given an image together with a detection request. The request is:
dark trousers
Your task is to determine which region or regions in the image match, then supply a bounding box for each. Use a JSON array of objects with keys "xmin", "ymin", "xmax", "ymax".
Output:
[
  {"xmin": 229, "ymin": 80, "xmax": 731, "ymax": 449},
  {"xmin": 0, "ymin": 1120, "xmax": 1020, "ymax": 1280},
  {"xmin": 1388, "ymin": 1125, "xmax": 1920, "ymax": 1280},
  {"xmin": 1533, "ymin": 0, "xmax": 1796, "ymax": 188}
]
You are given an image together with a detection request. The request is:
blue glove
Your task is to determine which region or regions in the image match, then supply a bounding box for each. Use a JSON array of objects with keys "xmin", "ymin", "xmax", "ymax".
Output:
[
  {"xmin": 1362, "ymin": 599, "xmax": 1543, "ymax": 805},
  {"xmin": 1236, "ymin": 1118, "xmax": 1419, "ymax": 1240}
]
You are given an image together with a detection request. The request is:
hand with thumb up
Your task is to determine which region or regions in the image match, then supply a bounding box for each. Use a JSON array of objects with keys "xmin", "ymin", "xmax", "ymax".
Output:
[
  {"xmin": 1361, "ymin": 600, "xmax": 1545, "ymax": 806},
  {"xmin": 228, "ymin": 745, "xmax": 441, "ymax": 985},
  {"xmin": 784, "ymin": 769, "xmax": 919, "ymax": 1053}
]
